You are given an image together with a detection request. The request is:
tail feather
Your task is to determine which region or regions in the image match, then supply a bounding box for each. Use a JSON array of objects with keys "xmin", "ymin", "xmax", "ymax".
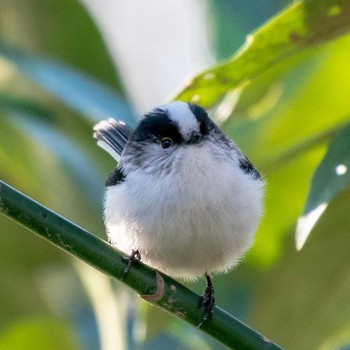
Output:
[{"xmin": 93, "ymin": 118, "xmax": 133, "ymax": 161}]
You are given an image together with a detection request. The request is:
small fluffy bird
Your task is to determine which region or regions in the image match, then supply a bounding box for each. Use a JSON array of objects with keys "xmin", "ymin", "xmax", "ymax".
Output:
[{"xmin": 93, "ymin": 101, "xmax": 264, "ymax": 324}]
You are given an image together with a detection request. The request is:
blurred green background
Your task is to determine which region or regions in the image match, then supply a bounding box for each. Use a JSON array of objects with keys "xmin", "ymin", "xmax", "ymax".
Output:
[{"xmin": 1, "ymin": 1, "xmax": 350, "ymax": 349}]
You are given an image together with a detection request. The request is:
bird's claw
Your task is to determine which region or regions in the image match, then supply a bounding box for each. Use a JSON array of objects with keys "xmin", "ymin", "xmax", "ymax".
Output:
[
  {"xmin": 197, "ymin": 273, "xmax": 215, "ymax": 327},
  {"xmin": 122, "ymin": 249, "xmax": 141, "ymax": 280}
]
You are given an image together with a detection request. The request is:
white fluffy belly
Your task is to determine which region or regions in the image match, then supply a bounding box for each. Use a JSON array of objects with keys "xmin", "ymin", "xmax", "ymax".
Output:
[{"xmin": 104, "ymin": 157, "xmax": 264, "ymax": 280}]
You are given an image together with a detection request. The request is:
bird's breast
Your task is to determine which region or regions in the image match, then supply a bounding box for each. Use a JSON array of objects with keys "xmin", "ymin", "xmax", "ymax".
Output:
[{"xmin": 105, "ymin": 148, "xmax": 264, "ymax": 279}]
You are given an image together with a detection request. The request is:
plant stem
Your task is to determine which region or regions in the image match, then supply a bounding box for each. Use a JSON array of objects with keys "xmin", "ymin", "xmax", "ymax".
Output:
[{"xmin": 0, "ymin": 180, "xmax": 283, "ymax": 350}]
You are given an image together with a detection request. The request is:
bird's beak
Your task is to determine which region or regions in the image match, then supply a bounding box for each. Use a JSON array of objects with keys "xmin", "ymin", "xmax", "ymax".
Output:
[{"xmin": 188, "ymin": 131, "xmax": 202, "ymax": 145}]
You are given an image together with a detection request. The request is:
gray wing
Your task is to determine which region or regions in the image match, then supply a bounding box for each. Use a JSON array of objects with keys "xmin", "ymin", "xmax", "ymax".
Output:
[
  {"xmin": 93, "ymin": 118, "xmax": 133, "ymax": 162},
  {"xmin": 239, "ymin": 156, "xmax": 261, "ymax": 180}
]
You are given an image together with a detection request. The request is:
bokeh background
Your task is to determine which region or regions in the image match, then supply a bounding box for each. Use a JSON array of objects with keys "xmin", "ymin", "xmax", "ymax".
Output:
[{"xmin": 1, "ymin": 1, "xmax": 350, "ymax": 349}]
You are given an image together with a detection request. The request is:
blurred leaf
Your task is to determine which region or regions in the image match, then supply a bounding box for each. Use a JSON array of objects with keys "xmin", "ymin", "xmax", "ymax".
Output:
[
  {"xmin": 249, "ymin": 143, "xmax": 326, "ymax": 267},
  {"xmin": 296, "ymin": 123, "xmax": 350, "ymax": 250},
  {"xmin": 0, "ymin": 216, "xmax": 67, "ymax": 329},
  {"xmin": 0, "ymin": 318, "xmax": 80, "ymax": 350},
  {"xmin": 174, "ymin": 0, "xmax": 350, "ymax": 107},
  {"xmin": 0, "ymin": 0, "xmax": 120, "ymax": 90},
  {"xmin": 7, "ymin": 113, "xmax": 104, "ymax": 204},
  {"xmin": 0, "ymin": 43, "xmax": 136, "ymax": 126},
  {"xmin": 220, "ymin": 34, "xmax": 350, "ymax": 266},
  {"xmin": 250, "ymin": 186, "xmax": 350, "ymax": 350},
  {"xmin": 167, "ymin": 322, "xmax": 213, "ymax": 350},
  {"xmin": 0, "ymin": 112, "xmax": 105, "ymax": 234},
  {"xmin": 0, "ymin": 93, "xmax": 56, "ymax": 122},
  {"xmin": 207, "ymin": 1, "xmax": 292, "ymax": 60},
  {"xmin": 75, "ymin": 262, "xmax": 127, "ymax": 350},
  {"xmin": 319, "ymin": 326, "xmax": 350, "ymax": 350},
  {"xmin": 138, "ymin": 302, "xmax": 173, "ymax": 342}
]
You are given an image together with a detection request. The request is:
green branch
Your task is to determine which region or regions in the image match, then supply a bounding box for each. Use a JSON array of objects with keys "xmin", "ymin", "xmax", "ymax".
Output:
[{"xmin": 0, "ymin": 180, "xmax": 283, "ymax": 350}]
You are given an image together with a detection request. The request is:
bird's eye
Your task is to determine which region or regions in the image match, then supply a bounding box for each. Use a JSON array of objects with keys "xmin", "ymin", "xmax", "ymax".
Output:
[{"xmin": 161, "ymin": 137, "xmax": 173, "ymax": 149}]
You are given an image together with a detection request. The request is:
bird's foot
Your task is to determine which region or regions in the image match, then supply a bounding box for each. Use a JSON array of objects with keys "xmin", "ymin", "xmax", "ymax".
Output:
[
  {"xmin": 122, "ymin": 249, "xmax": 141, "ymax": 280},
  {"xmin": 197, "ymin": 273, "xmax": 215, "ymax": 327}
]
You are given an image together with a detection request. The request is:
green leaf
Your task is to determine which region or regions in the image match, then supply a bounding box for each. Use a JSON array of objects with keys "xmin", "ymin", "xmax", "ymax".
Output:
[
  {"xmin": 250, "ymin": 186, "xmax": 350, "ymax": 350},
  {"xmin": 174, "ymin": 0, "xmax": 350, "ymax": 107},
  {"xmin": 296, "ymin": 123, "xmax": 350, "ymax": 250},
  {"xmin": 0, "ymin": 43, "xmax": 136, "ymax": 126},
  {"xmin": 219, "ymin": 35, "xmax": 350, "ymax": 266}
]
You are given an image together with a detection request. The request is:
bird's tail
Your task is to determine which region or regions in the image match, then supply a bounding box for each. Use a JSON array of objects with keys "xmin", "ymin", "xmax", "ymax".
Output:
[{"xmin": 93, "ymin": 118, "xmax": 132, "ymax": 162}]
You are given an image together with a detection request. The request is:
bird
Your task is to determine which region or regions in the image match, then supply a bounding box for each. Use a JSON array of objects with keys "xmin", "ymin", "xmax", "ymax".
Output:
[{"xmin": 93, "ymin": 101, "xmax": 264, "ymax": 325}]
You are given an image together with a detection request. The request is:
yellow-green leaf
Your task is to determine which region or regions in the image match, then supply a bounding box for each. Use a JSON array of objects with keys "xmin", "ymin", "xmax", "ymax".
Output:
[
  {"xmin": 296, "ymin": 123, "xmax": 350, "ymax": 250},
  {"xmin": 174, "ymin": 0, "xmax": 350, "ymax": 107}
]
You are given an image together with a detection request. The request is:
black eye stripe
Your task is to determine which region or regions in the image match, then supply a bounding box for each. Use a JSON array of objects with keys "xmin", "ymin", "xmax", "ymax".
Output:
[
  {"xmin": 188, "ymin": 103, "xmax": 212, "ymax": 135},
  {"xmin": 199, "ymin": 121, "xmax": 207, "ymax": 135},
  {"xmin": 131, "ymin": 111, "xmax": 183, "ymax": 144}
]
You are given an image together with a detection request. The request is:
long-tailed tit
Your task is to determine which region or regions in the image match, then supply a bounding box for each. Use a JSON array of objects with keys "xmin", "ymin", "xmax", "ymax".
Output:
[{"xmin": 93, "ymin": 101, "xmax": 264, "ymax": 325}]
